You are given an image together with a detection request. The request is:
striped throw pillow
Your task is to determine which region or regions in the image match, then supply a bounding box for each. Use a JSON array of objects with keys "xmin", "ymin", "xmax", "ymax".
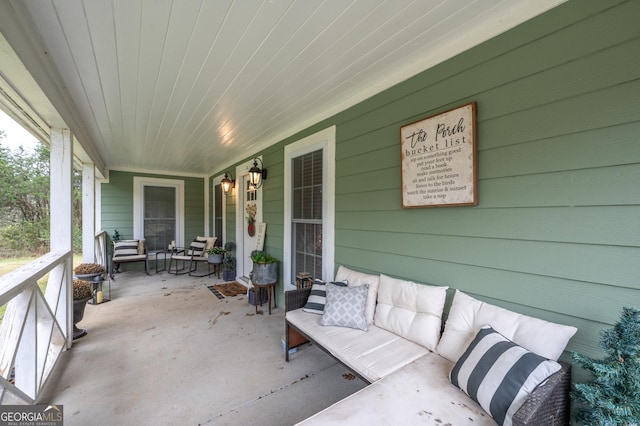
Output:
[
  {"xmin": 302, "ymin": 280, "xmax": 348, "ymax": 315},
  {"xmin": 187, "ymin": 239, "xmax": 207, "ymax": 257},
  {"xmin": 113, "ymin": 240, "xmax": 140, "ymax": 258},
  {"xmin": 450, "ymin": 325, "xmax": 561, "ymax": 426}
]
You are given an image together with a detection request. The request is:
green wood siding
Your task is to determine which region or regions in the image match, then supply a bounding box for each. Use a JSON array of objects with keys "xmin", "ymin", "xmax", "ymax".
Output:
[
  {"xmin": 101, "ymin": 170, "xmax": 205, "ymax": 245},
  {"xmin": 233, "ymin": 0, "xmax": 639, "ymax": 361}
]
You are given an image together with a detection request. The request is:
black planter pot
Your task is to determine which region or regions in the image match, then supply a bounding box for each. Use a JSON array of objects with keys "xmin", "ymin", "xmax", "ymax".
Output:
[
  {"xmin": 73, "ymin": 298, "xmax": 90, "ymax": 340},
  {"xmin": 222, "ymin": 269, "xmax": 236, "ymax": 282}
]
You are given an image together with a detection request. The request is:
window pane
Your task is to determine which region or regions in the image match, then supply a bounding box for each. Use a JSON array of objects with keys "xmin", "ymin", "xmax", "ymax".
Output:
[
  {"xmin": 144, "ymin": 186, "xmax": 176, "ymax": 251},
  {"xmin": 293, "ymin": 157, "xmax": 303, "ymax": 187},
  {"xmin": 312, "ymin": 151, "xmax": 323, "ymax": 185},
  {"xmin": 313, "ymin": 186, "xmax": 322, "ymax": 220},
  {"xmin": 214, "ymin": 184, "xmax": 222, "ymax": 244},
  {"xmin": 291, "ymin": 147, "xmax": 323, "ymax": 281},
  {"xmin": 293, "ymin": 189, "xmax": 303, "ymax": 219}
]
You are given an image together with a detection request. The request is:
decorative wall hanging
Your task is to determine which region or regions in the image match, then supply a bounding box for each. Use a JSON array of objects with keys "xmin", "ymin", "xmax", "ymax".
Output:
[
  {"xmin": 400, "ymin": 102, "xmax": 477, "ymax": 208},
  {"xmin": 246, "ymin": 203, "xmax": 257, "ymax": 236}
]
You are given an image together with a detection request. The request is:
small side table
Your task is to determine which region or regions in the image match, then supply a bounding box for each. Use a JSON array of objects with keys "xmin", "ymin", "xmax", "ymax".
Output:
[
  {"xmin": 252, "ymin": 282, "xmax": 277, "ymax": 315},
  {"xmin": 207, "ymin": 259, "xmax": 222, "ymax": 279},
  {"xmin": 150, "ymin": 249, "xmax": 173, "ymax": 273}
]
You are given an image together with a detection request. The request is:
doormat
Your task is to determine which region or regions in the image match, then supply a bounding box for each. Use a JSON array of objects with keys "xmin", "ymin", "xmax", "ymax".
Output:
[{"xmin": 207, "ymin": 282, "xmax": 248, "ymax": 298}]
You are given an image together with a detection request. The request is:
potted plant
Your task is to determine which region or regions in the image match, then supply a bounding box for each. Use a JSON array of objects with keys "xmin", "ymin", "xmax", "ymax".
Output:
[
  {"xmin": 206, "ymin": 246, "xmax": 226, "ymax": 264},
  {"xmin": 222, "ymin": 242, "xmax": 236, "ymax": 281},
  {"xmin": 250, "ymin": 250, "xmax": 278, "ymax": 284},
  {"xmin": 74, "ymin": 262, "xmax": 105, "ymax": 280},
  {"xmin": 72, "ymin": 279, "xmax": 93, "ymax": 339}
]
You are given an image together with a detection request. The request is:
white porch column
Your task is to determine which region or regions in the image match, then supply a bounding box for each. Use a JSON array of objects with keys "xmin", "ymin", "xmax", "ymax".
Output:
[
  {"xmin": 49, "ymin": 128, "xmax": 74, "ymax": 347},
  {"xmin": 82, "ymin": 163, "xmax": 96, "ymax": 262}
]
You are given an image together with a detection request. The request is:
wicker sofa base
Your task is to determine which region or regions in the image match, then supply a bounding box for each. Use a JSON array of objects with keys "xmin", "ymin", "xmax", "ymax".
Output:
[{"xmin": 285, "ymin": 288, "xmax": 571, "ymax": 426}]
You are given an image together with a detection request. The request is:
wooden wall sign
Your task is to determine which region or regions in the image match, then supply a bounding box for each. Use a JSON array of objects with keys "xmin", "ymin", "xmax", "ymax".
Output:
[{"xmin": 400, "ymin": 102, "xmax": 477, "ymax": 208}]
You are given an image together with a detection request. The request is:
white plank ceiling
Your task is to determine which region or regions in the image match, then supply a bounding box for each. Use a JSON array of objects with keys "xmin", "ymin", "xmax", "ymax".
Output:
[{"xmin": 0, "ymin": 0, "xmax": 565, "ymax": 176}]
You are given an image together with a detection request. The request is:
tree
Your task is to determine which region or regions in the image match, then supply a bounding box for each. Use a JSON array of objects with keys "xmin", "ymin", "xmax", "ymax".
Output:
[
  {"xmin": 0, "ymin": 131, "xmax": 82, "ymax": 257},
  {"xmin": 572, "ymin": 307, "xmax": 640, "ymax": 425}
]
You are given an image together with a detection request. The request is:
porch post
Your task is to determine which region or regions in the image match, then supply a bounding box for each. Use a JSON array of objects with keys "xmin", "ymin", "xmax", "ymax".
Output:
[
  {"xmin": 82, "ymin": 163, "xmax": 96, "ymax": 262},
  {"xmin": 50, "ymin": 128, "xmax": 74, "ymax": 347}
]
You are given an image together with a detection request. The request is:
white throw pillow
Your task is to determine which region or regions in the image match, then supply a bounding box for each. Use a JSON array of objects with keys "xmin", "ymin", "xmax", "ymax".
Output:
[
  {"xmin": 437, "ymin": 290, "xmax": 577, "ymax": 363},
  {"xmin": 335, "ymin": 265, "xmax": 380, "ymax": 325},
  {"xmin": 373, "ymin": 274, "xmax": 448, "ymax": 351},
  {"xmin": 450, "ymin": 325, "xmax": 561, "ymax": 426}
]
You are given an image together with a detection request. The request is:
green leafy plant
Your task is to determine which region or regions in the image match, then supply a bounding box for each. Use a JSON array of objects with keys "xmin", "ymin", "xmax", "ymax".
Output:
[
  {"xmin": 572, "ymin": 307, "xmax": 640, "ymax": 425},
  {"xmin": 112, "ymin": 229, "xmax": 121, "ymax": 242},
  {"xmin": 250, "ymin": 250, "xmax": 278, "ymax": 264},
  {"xmin": 222, "ymin": 255, "xmax": 236, "ymax": 271},
  {"xmin": 222, "ymin": 242, "xmax": 236, "ymax": 271},
  {"xmin": 206, "ymin": 246, "xmax": 226, "ymax": 255}
]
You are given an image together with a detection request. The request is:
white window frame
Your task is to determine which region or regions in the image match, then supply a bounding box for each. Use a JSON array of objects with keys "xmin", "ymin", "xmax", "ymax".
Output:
[
  {"xmin": 133, "ymin": 177, "xmax": 185, "ymax": 248},
  {"xmin": 284, "ymin": 126, "xmax": 336, "ymax": 290}
]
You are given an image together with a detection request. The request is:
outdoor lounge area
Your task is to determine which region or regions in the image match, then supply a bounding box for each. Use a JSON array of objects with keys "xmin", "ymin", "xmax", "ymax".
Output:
[
  {"xmin": 37, "ymin": 271, "xmax": 367, "ymax": 425},
  {"xmin": 0, "ymin": 0, "xmax": 638, "ymax": 424}
]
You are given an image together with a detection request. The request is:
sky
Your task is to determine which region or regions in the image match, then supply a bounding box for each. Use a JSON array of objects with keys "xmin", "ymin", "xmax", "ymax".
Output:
[{"xmin": 0, "ymin": 109, "xmax": 41, "ymax": 152}]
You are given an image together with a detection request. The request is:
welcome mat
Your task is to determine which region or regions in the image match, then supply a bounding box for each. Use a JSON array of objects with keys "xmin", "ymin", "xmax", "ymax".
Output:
[{"xmin": 207, "ymin": 282, "xmax": 248, "ymax": 299}]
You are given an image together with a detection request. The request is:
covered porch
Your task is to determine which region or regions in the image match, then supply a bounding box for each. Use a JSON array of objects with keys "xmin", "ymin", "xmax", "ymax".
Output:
[
  {"xmin": 38, "ymin": 271, "xmax": 365, "ymax": 425},
  {"xmin": 1, "ymin": 0, "xmax": 639, "ymax": 422}
]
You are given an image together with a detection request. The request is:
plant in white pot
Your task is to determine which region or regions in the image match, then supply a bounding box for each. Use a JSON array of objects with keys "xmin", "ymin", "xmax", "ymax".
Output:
[{"xmin": 250, "ymin": 250, "xmax": 278, "ymax": 284}]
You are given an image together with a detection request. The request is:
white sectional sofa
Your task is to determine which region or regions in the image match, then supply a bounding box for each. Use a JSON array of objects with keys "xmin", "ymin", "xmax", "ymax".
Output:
[{"xmin": 285, "ymin": 266, "xmax": 577, "ymax": 426}]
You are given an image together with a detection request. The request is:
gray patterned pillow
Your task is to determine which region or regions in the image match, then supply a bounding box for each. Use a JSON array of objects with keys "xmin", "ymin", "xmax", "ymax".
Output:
[{"xmin": 319, "ymin": 283, "xmax": 369, "ymax": 331}]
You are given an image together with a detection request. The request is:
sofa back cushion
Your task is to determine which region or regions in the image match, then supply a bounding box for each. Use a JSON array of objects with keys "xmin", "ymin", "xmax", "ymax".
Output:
[
  {"xmin": 373, "ymin": 274, "xmax": 448, "ymax": 351},
  {"xmin": 335, "ymin": 265, "xmax": 380, "ymax": 325},
  {"xmin": 437, "ymin": 290, "xmax": 577, "ymax": 363}
]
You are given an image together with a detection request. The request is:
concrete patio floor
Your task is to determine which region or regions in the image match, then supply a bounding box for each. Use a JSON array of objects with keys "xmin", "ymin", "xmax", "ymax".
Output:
[{"xmin": 38, "ymin": 270, "xmax": 367, "ymax": 425}]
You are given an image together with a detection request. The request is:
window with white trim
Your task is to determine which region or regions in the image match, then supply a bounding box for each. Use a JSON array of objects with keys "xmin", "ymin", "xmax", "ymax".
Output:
[
  {"xmin": 143, "ymin": 186, "xmax": 176, "ymax": 252},
  {"xmin": 292, "ymin": 150, "xmax": 323, "ymax": 279},
  {"xmin": 133, "ymin": 177, "xmax": 184, "ymax": 250},
  {"xmin": 283, "ymin": 126, "xmax": 335, "ymax": 288}
]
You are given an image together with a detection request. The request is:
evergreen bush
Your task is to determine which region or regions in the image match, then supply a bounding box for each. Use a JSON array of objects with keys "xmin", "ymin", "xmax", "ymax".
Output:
[{"xmin": 572, "ymin": 307, "xmax": 640, "ymax": 425}]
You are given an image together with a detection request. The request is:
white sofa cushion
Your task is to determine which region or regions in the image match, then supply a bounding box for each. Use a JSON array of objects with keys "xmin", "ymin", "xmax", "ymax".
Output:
[
  {"xmin": 296, "ymin": 352, "xmax": 496, "ymax": 425},
  {"xmin": 287, "ymin": 308, "xmax": 428, "ymax": 382},
  {"xmin": 374, "ymin": 274, "xmax": 448, "ymax": 351},
  {"xmin": 437, "ymin": 290, "xmax": 577, "ymax": 363},
  {"xmin": 335, "ymin": 265, "xmax": 379, "ymax": 325},
  {"xmin": 450, "ymin": 325, "xmax": 561, "ymax": 426}
]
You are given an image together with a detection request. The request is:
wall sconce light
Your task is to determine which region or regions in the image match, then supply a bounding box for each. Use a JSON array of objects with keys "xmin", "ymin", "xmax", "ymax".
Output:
[
  {"xmin": 248, "ymin": 158, "xmax": 267, "ymax": 189},
  {"xmin": 220, "ymin": 172, "xmax": 235, "ymax": 195}
]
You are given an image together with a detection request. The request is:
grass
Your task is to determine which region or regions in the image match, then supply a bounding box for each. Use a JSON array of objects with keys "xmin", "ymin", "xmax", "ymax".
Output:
[{"xmin": 0, "ymin": 254, "xmax": 83, "ymax": 321}]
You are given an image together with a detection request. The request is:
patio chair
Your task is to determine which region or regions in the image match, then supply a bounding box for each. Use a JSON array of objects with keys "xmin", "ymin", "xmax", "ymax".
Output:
[
  {"xmin": 110, "ymin": 239, "xmax": 149, "ymax": 279},
  {"xmin": 168, "ymin": 236, "xmax": 217, "ymax": 277}
]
